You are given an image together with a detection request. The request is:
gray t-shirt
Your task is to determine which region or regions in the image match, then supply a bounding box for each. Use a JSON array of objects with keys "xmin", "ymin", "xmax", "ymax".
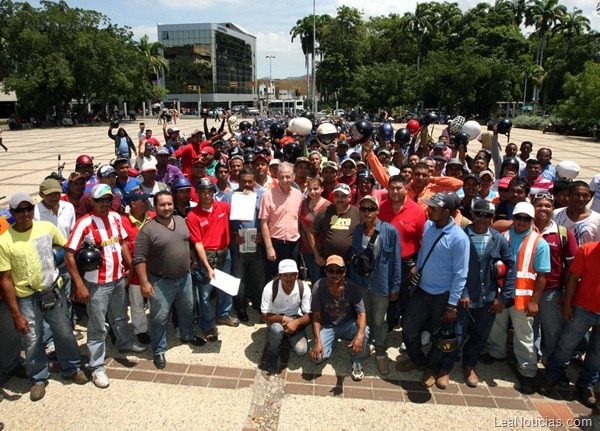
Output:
[
  {"xmin": 132, "ymin": 215, "xmax": 191, "ymax": 278},
  {"xmin": 311, "ymin": 278, "xmax": 364, "ymax": 327}
]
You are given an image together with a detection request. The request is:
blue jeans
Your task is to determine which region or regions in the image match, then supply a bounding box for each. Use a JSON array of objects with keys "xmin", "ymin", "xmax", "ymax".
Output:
[
  {"xmin": 545, "ymin": 306, "xmax": 600, "ymax": 389},
  {"xmin": 149, "ymin": 273, "xmax": 195, "ymax": 355},
  {"xmin": 230, "ymin": 243, "xmax": 265, "ymax": 312},
  {"xmin": 191, "ymin": 269, "xmax": 232, "ymax": 332},
  {"xmin": 17, "ymin": 289, "xmax": 81, "ymax": 383},
  {"xmin": 403, "ymin": 287, "xmax": 449, "ymax": 370},
  {"xmin": 42, "ymin": 271, "xmax": 73, "ymax": 349},
  {"xmin": 302, "ymin": 252, "xmax": 322, "ymax": 285},
  {"xmin": 86, "ymin": 277, "xmax": 135, "ymax": 372},
  {"xmin": 442, "ymin": 302, "xmax": 497, "ymax": 371},
  {"xmin": 311, "ymin": 319, "xmax": 370, "ymax": 364},
  {"xmin": 538, "ymin": 288, "xmax": 565, "ymax": 359},
  {"xmin": 361, "ymin": 288, "xmax": 389, "ymax": 356},
  {"xmin": 267, "ymin": 322, "xmax": 308, "ymax": 356}
]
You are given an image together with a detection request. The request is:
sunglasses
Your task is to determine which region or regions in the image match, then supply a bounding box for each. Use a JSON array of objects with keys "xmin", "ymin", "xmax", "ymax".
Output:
[
  {"xmin": 13, "ymin": 205, "xmax": 34, "ymax": 213},
  {"xmin": 473, "ymin": 211, "xmax": 493, "ymax": 219},
  {"xmin": 93, "ymin": 197, "xmax": 112, "ymax": 204},
  {"xmin": 513, "ymin": 214, "xmax": 532, "ymax": 222},
  {"xmin": 533, "ymin": 192, "xmax": 553, "ymax": 202},
  {"xmin": 359, "ymin": 206, "xmax": 378, "ymax": 212},
  {"xmin": 498, "ymin": 188, "xmax": 509, "ymax": 192},
  {"xmin": 325, "ymin": 267, "xmax": 345, "ymax": 275}
]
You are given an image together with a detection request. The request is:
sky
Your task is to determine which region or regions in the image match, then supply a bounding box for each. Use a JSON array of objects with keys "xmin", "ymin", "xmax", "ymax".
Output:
[{"xmin": 31, "ymin": 0, "xmax": 600, "ymax": 79}]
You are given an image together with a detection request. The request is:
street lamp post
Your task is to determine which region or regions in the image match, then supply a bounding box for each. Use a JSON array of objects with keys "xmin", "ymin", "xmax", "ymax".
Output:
[{"xmin": 266, "ymin": 55, "xmax": 275, "ymax": 116}]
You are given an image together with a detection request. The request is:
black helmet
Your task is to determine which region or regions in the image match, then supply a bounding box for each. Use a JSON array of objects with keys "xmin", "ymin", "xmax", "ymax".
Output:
[
  {"xmin": 433, "ymin": 328, "xmax": 458, "ymax": 353},
  {"xmin": 110, "ymin": 119, "xmax": 120, "ymax": 129},
  {"xmin": 201, "ymin": 108, "xmax": 209, "ymax": 118},
  {"xmin": 274, "ymin": 148, "xmax": 284, "ymax": 160},
  {"xmin": 239, "ymin": 120, "xmax": 252, "ymax": 132},
  {"xmin": 497, "ymin": 118, "xmax": 512, "ymax": 135},
  {"xmin": 227, "ymin": 146, "xmax": 243, "ymax": 158},
  {"xmin": 300, "ymin": 111, "xmax": 315, "ymax": 123},
  {"xmin": 75, "ymin": 244, "xmax": 102, "ymax": 273},
  {"xmin": 501, "ymin": 157, "xmax": 520, "ymax": 172},
  {"xmin": 421, "ymin": 112, "xmax": 438, "ymax": 126},
  {"xmin": 269, "ymin": 122, "xmax": 285, "ymax": 140},
  {"xmin": 394, "ymin": 128, "xmax": 411, "ymax": 146},
  {"xmin": 241, "ymin": 134, "xmax": 255, "ymax": 148},
  {"xmin": 282, "ymin": 143, "xmax": 302, "ymax": 164},
  {"xmin": 452, "ymin": 132, "xmax": 469, "ymax": 147},
  {"xmin": 356, "ymin": 169, "xmax": 375, "ymax": 184},
  {"xmin": 349, "ymin": 119, "xmax": 373, "ymax": 143},
  {"xmin": 243, "ymin": 153, "xmax": 254, "ymax": 164}
]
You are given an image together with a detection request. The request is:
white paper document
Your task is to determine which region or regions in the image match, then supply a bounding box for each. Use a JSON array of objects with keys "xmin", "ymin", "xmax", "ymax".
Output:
[
  {"xmin": 239, "ymin": 228, "xmax": 257, "ymax": 253},
  {"xmin": 211, "ymin": 269, "xmax": 241, "ymax": 296},
  {"xmin": 230, "ymin": 193, "xmax": 257, "ymax": 221}
]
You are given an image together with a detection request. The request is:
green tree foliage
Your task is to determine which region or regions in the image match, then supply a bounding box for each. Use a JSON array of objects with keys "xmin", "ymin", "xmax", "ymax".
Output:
[
  {"xmin": 555, "ymin": 62, "xmax": 600, "ymax": 126},
  {"xmin": 1, "ymin": 0, "xmax": 165, "ymax": 116}
]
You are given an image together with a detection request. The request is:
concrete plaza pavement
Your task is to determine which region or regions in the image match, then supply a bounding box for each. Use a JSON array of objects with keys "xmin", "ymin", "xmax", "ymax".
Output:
[{"xmin": 0, "ymin": 119, "xmax": 599, "ymax": 430}]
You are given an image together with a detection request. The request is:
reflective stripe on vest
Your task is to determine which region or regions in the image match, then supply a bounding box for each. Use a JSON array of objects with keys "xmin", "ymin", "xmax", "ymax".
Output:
[{"xmin": 503, "ymin": 230, "xmax": 541, "ymax": 310}]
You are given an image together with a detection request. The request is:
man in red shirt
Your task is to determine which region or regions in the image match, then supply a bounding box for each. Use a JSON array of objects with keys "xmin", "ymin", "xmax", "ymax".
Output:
[
  {"xmin": 540, "ymin": 241, "xmax": 600, "ymax": 408},
  {"xmin": 174, "ymin": 129, "xmax": 204, "ymax": 177},
  {"xmin": 378, "ymin": 175, "xmax": 427, "ymax": 329},
  {"xmin": 186, "ymin": 178, "xmax": 238, "ymax": 342}
]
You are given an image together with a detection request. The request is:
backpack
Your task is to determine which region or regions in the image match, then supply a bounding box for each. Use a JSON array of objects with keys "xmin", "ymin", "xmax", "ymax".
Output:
[{"xmin": 272, "ymin": 279, "xmax": 304, "ymax": 303}]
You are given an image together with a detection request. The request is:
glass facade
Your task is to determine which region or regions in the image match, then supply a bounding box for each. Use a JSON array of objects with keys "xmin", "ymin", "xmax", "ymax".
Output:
[{"xmin": 158, "ymin": 23, "xmax": 256, "ymax": 98}]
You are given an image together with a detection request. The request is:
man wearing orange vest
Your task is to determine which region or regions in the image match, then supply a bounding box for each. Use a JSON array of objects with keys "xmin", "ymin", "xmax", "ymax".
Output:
[{"xmin": 483, "ymin": 202, "xmax": 550, "ymax": 394}]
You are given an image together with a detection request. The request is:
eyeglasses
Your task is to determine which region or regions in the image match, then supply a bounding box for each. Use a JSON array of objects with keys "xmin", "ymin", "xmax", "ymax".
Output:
[
  {"xmin": 93, "ymin": 197, "xmax": 112, "ymax": 204},
  {"xmin": 359, "ymin": 206, "xmax": 378, "ymax": 212},
  {"xmin": 498, "ymin": 188, "xmax": 509, "ymax": 192},
  {"xmin": 513, "ymin": 214, "xmax": 532, "ymax": 222},
  {"xmin": 325, "ymin": 267, "xmax": 345, "ymax": 275},
  {"xmin": 473, "ymin": 211, "xmax": 494, "ymax": 219},
  {"xmin": 533, "ymin": 192, "xmax": 553, "ymax": 202},
  {"xmin": 12, "ymin": 205, "xmax": 34, "ymax": 213}
]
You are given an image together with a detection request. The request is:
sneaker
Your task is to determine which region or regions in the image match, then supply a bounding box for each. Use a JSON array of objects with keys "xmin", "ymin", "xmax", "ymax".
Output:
[
  {"xmin": 576, "ymin": 383, "xmax": 598, "ymax": 409},
  {"xmin": 92, "ymin": 370, "xmax": 110, "ymax": 389},
  {"xmin": 395, "ymin": 358, "xmax": 425, "ymax": 373},
  {"xmin": 136, "ymin": 332, "xmax": 151, "ymax": 345},
  {"xmin": 119, "ymin": 342, "xmax": 147, "ymax": 354},
  {"xmin": 45, "ymin": 344, "xmax": 56, "ymax": 359},
  {"xmin": 216, "ymin": 315, "xmax": 240, "ymax": 327},
  {"xmin": 63, "ymin": 370, "xmax": 88, "ymax": 385},
  {"xmin": 422, "ymin": 368, "xmax": 436, "ymax": 388},
  {"xmin": 203, "ymin": 327, "xmax": 219, "ymax": 342},
  {"xmin": 421, "ymin": 331, "xmax": 431, "ymax": 346},
  {"xmin": 30, "ymin": 382, "xmax": 47, "ymax": 402},
  {"xmin": 351, "ymin": 362, "xmax": 364, "ymax": 381},
  {"xmin": 376, "ymin": 356, "xmax": 390, "ymax": 375},
  {"xmin": 520, "ymin": 376, "xmax": 537, "ymax": 395}
]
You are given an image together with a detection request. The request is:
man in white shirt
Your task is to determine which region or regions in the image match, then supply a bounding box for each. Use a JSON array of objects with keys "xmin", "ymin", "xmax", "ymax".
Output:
[
  {"xmin": 260, "ymin": 259, "xmax": 311, "ymax": 374},
  {"xmin": 553, "ymin": 181, "xmax": 600, "ymax": 246}
]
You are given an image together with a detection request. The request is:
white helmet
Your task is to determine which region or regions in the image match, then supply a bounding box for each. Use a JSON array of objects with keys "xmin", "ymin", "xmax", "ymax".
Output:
[
  {"xmin": 556, "ymin": 160, "xmax": 580, "ymax": 180},
  {"xmin": 449, "ymin": 116, "xmax": 465, "ymax": 135},
  {"xmin": 316, "ymin": 123, "xmax": 339, "ymax": 148},
  {"xmin": 289, "ymin": 117, "xmax": 312, "ymax": 136}
]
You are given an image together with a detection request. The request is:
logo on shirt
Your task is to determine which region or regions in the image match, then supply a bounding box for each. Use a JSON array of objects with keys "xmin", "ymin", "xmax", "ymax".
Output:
[{"xmin": 330, "ymin": 215, "xmax": 352, "ymax": 230}]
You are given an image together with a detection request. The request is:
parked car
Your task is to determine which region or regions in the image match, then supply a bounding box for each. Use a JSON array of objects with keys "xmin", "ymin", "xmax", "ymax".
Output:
[
  {"xmin": 248, "ymin": 107, "xmax": 260, "ymax": 115},
  {"xmin": 333, "ymin": 109, "xmax": 346, "ymax": 117}
]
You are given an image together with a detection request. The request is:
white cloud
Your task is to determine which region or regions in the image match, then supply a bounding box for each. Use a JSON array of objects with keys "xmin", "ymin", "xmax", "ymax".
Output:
[
  {"xmin": 130, "ymin": 25, "xmax": 157, "ymax": 42},
  {"xmin": 256, "ymin": 31, "xmax": 308, "ymax": 79}
]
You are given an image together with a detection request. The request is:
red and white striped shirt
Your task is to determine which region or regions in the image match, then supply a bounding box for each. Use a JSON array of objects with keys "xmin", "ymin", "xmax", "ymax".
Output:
[{"xmin": 66, "ymin": 210, "xmax": 128, "ymax": 284}]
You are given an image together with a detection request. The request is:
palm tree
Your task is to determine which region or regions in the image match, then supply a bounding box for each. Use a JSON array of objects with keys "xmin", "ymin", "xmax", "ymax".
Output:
[
  {"xmin": 400, "ymin": 2, "xmax": 434, "ymax": 74},
  {"xmin": 290, "ymin": 16, "xmax": 315, "ymax": 91},
  {"xmin": 138, "ymin": 34, "xmax": 169, "ymax": 86},
  {"xmin": 555, "ymin": 7, "xmax": 591, "ymax": 54}
]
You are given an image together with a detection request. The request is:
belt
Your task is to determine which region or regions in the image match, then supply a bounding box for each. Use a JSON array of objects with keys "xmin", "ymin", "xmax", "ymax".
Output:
[
  {"xmin": 272, "ymin": 238, "xmax": 297, "ymax": 245},
  {"xmin": 205, "ymin": 249, "xmax": 228, "ymax": 255}
]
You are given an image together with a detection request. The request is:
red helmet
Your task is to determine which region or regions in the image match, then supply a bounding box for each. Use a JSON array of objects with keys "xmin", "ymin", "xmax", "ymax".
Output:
[
  {"xmin": 407, "ymin": 120, "xmax": 420, "ymax": 135},
  {"xmin": 75, "ymin": 155, "xmax": 93, "ymax": 167}
]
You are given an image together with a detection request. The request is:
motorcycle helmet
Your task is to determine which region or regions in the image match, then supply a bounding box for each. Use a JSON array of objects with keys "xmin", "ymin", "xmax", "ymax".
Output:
[
  {"xmin": 491, "ymin": 260, "xmax": 507, "ymax": 280},
  {"xmin": 406, "ymin": 119, "xmax": 420, "ymax": 135},
  {"xmin": 556, "ymin": 160, "xmax": 580, "ymax": 180},
  {"xmin": 421, "ymin": 112, "xmax": 438, "ymax": 126},
  {"xmin": 378, "ymin": 122, "xmax": 394, "ymax": 141},
  {"xmin": 75, "ymin": 244, "xmax": 102, "ymax": 273},
  {"xmin": 349, "ymin": 119, "xmax": 374, "ymax": 143},
  {"xmin": 269, "ymin": 122, "xmax": 285, "ymax": 140},
  {"xmin": 239, "ymin": 120, "xmax": 252, "ymax": 132},
  {"xmin": 449, "ymin": 116, "xmax": 465, "ymax": 135},
  {"xmin": 497, "ymin": 118, "xmax": 512, "ymax": 135},
  {"xmin": 282, "ymin": 143, "xmax": 302, "ymax": 164},
  {"xmin": 501, "ymin": 157, "xmax": 520, "ymax": 173},
  {"xmin": 394, "ymin": 128, "xmax": 412, "ymax": 146},
  {"xmin": 433, "ymin": 328, "xmax": 459, "ymax": 353},
  {"xmin": 452, "ymin": 132, "xmax": 469, "ymax": 147},
  {"xmin": 300, "ymin": 111, "xmax": 316, "ymax": 123},
  {"xmin": 171, "ymin": 177, "xmax": 193, "ymax": 192},
  {"xmin": 240, "ymin": 134, "xmax": 255, "ymax": 148},
  {"xmin": 316, "ymin": 123, "xmax": 339, "ymax": 148},
  {"xmin": 110, "ymin": 119, "xmax": 120, "ymax": 129},
  {"xmin": 356, "ymin": 169, "xmax": 375, "ymax": 185},
  {"xmin": 52, "ymin": 245, "xmax": 65, "ymax": 268}
]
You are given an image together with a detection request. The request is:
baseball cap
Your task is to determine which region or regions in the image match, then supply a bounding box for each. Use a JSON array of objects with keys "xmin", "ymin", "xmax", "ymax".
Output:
[
  {"xmin": 526, "ymin": 157, "xmax": 541, "ymax": 165},
  {"xmin": 192, "ymin": 129, "xmax": 204, "ymax": 136},
  {"xmin": 446, "ymin": 158, "xmax": 463, "ymax": 167},
  {"xmin": 333, "ymin": 183, "xmax": 351, "ymax": 195},
  {"xmin": 97, "ymin": 165, "xmax": 116, "ymax": 178},
  {"xmin": 200, "ymin": 147, "xmax": 215, "ymax": 156},
  {"xmin": 278, "ymin": 259, "xmax": 298, "ymax": 274},
  {"xmin": 141, "ymin": 161, "xmax": 157, "ymax": 172},
  {"xmin": 433, "ymin": 142, "xmax": 445, "ymax": 150},
  {"xmin": 360, "ymin": 195, "xmax": 379, "ymax": 208},
  {"xmin": 479, "ymin": 169, "xmax": 494, "ymax": 180},
  {"xmin": 341, "ymin": 158, "xmax": 357, "ymax": 168},
  {"xmin": 513, "ymin": 202, "xmax": 535, "ymax": 218},
  {"xmin": 253, "ymin": 153, "xmax": 268, "ymax": 163},
  {"xmin": 39, "ymin": 178, "xmax": 62, "ymax": 195},
  {"xmin": 423, "ymin": 191, "xmax": 460, "ymax": 211},
  {"xmin": 471, "ymin": 198, "xmax": 495, "ymax": 215},
  {"xmin": 112, "ymin": 157, "xmax": 129, "ymax": 166},
  {"xmin": 498, "ymin": 177, "xmax": 512, "ymax": 189},
  {"xmin": 9, "ymin": 193, "xmax": 35, "ymax": 209},
  {"xmin": 90, "ymin": 184, "xmax": 113, "ymax": 199},
  {"xmin": 325, "ymin": 255, "xmax": 345, "ymax": 268},
  {"xmin": 322, "ymin": 161, "xmax": 338, "ymax": 172},
  {"xmin": 166, "ymin": 127, "xmax": 173, "ymax": 134},
  {"xmin": 68, "ymin": 172, "xmax": 84, "ymax": 182},
  {"xmin": 144, "ymin": 142, "xmax": 154, "ymax": 150},
  {"xmin": 463, "ymin": 173, "xmax": 480, "ymax": 184},
  {"xmin": 156, "ymin": 147, "xmax": 170, "ymax": 156},
  {"xmin": 295, "ymin": 156, "xmax": 310, "ymax": 166},
  {"xmin": 126, "ymin": 189, "xmax": 152, "ymax": 203},
  {"xmin": 192, "ymin": 157, "xmax": 207, "ymax": 166},
  {"xmin": 269, "ymin": 159, "xmax": 280, "ymax": 166}
]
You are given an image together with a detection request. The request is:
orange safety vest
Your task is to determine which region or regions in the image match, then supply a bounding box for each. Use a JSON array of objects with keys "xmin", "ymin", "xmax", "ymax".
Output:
[{"xmin": 503, "ymin": 230, "xmax": 541, "ymax": 310}]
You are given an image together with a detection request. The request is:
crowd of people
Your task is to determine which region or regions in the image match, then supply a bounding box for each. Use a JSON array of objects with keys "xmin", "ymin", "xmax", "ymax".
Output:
[{"xmin": 1, "ymin": 113, "xmax": 600, "ymax": 411}]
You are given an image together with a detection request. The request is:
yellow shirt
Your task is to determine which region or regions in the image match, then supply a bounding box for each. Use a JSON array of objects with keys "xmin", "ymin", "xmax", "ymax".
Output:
[{"xmin": 0, "ymin": 221, "xmax": 67, "ymax": 297}]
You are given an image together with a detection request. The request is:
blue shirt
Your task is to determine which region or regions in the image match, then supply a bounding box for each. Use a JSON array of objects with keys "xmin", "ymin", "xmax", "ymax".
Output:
[
  {"xmin": 417, "ymin": 218, "xmax": 470, "ymax": 306},
  {"xmin": 506, "ymin": 227, "xmax": 551, "ymax": 273}
]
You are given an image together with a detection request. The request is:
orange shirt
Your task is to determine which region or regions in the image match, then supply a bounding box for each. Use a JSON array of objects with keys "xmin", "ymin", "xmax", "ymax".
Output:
[{"xmin": 408, "ymin": 176, "xmax": 463, "ymax": 211}]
